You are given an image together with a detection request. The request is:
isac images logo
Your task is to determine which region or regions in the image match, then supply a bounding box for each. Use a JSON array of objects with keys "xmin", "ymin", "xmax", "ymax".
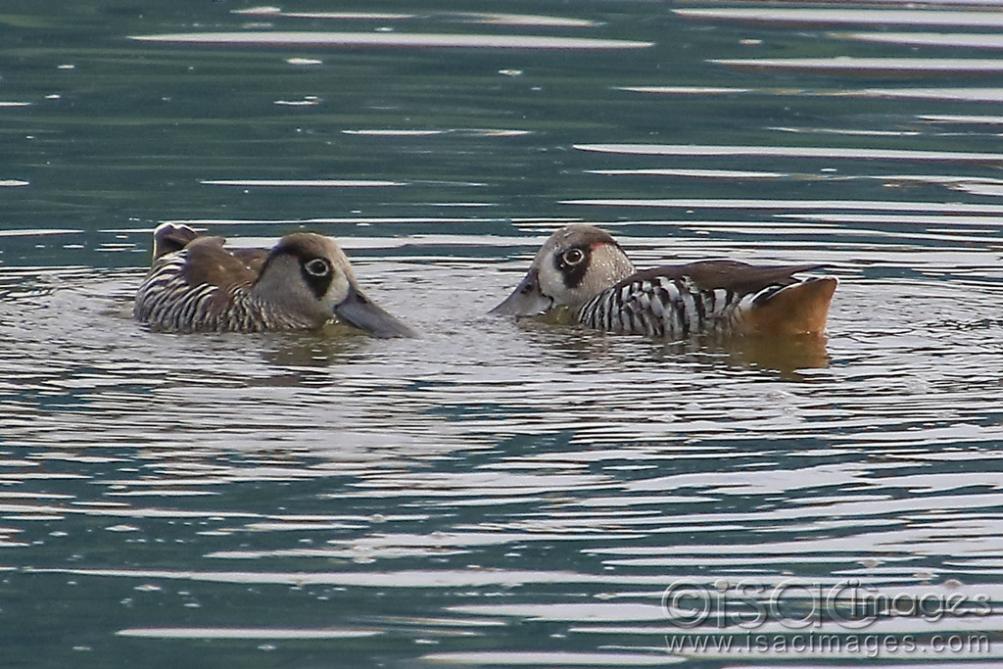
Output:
[{"xmin": 660, "ymin": 578, "xmax": 993, "ymax": 659}]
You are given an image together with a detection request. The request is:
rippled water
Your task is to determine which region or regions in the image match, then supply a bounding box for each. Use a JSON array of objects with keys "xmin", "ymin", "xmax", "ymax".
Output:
[{"xmin": 3, "ymin": 1, "xmax": 1003, "ymax": 667}]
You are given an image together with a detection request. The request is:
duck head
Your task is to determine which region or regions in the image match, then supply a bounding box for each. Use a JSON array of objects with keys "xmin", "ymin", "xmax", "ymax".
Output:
[
  {"xmin": 254, "ymin": 233, "xmax": 417, "ymax": 338},
  {"xmin": 491, "ymin": 224, "xmax": 635, "ymax": 317}
]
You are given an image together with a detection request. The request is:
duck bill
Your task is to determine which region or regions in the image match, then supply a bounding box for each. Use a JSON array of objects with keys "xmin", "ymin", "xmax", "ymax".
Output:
[
  {"xmin": 490, "ymin": 268, "xmax": 553, "ymax": 317},
  {"xmin": 334, "ymin": 286, "xmax": 416, "ymax": 338}
]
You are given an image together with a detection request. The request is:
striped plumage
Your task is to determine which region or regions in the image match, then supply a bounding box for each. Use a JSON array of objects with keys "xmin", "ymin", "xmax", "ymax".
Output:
[
  {"xmin": 491, "ymin": 225, "xmax": 837, "ymax": 338},
  {"xmin": 135, "ymin": 253, "xmax": 308, "ymax": 332},
  {"xmin": 578, "ymin": 275, "xmax": 749, "ymax": 337},
  {"xmin": 134, "ymin": 223, "xmax": 416, "ymax": 337}
]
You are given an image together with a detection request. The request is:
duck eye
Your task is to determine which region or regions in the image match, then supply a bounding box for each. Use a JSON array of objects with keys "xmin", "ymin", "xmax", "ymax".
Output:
[
  {"xmin": 562, "ymin": 248, "xmax": 585, "ymax": 266},
  {"xmin": 304, "ymin": 258, "xmax": 331, "ymax": 277}
]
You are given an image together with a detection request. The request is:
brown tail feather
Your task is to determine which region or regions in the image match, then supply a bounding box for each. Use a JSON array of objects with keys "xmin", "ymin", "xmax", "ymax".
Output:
[
  {"xmin": 743, "ymin": 277, "xmax": 837, "ymax": 336},
  {"xmin": 152, "ymin": 223, "xmax": 200, "ymax": 260}
]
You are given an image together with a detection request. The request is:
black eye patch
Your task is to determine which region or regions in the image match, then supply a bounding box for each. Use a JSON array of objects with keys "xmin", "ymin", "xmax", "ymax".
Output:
[
  {"xmin": 299, "ymin": 257, "xmax": 334, "ymax": 298},
  {"xmin": 554, "ymin": 245, "xmax": 590, "ymax": 288}
]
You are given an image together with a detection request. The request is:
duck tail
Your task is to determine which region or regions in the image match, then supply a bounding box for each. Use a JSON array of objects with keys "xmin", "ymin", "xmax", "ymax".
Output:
[
  {"xmin": 152, "ymin": 223, "xmax": 200, "ymax": 260},
  {"xmin": 745, "ymin": 276, "xmax": 838, "ymax": 336}
]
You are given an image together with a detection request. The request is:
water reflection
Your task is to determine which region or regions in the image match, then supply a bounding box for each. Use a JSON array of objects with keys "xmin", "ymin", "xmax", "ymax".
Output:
[
  {"xmin": 675, "ymin": 7, "xmax": 1003, "ymax": 28},
  {"xmin": 841, "ymin": 32, "xmax": 1003, "ymax": 49},
  {"xmin": 573, "ymin": 143, "xmax": 1003, "ymax": 162},
  {"xmin": 233, "ymin": 8, "xmax": 601, "ymax": 28},
  {"xmin": 129, "ymin": 32, "xmax": 654, "ymax": 50},
  {"xmin": 712, "ymin": 57, "xmax": 1003, "ymax": 75},
  {"xmin": 689, "ymin": 334, "xmax": 831, "ymax": 376},
  {"xmin": 199, "ymin": 179, "xmax": 406, "ymax": 187}
]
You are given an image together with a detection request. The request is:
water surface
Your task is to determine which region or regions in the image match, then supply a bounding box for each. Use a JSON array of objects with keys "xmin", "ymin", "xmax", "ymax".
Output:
[{"xmin": 2, "ymin": 1, "xmax": 1003, "ymax": 667}]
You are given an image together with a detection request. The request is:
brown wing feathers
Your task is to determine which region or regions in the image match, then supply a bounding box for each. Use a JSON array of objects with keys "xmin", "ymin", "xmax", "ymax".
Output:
[
  {"xmin": 180, "ymin": 236, "xmax": 259, "ymax": 290},
  {"xmin": 618, "ymin": 260, "xmax": 826, "ymax": 294},
  {"xmin": 151, "ymin": 224, "xmax": 266, "ymax": 290}
]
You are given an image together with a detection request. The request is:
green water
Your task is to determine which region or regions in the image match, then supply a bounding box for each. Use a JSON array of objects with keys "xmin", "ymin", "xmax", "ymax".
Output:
[{"xmin": 3, "ymin": 1, "xmax": 1003, "ymax": 667}]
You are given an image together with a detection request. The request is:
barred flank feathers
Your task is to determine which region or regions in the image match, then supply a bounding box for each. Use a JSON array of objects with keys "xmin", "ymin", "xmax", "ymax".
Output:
[
  {"xmin": 134, "ymin": 249, "xmax": 306, "ymax": 332},
  {"xmin": 577, "ymin": 276, "xmax": 746, "ymax": 337}
]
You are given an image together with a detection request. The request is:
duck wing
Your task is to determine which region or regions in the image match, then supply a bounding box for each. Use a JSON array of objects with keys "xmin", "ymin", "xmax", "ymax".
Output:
[
  {"xmin": 231, "ymin": 248, "xmax": 269, "ymax": 274},
  {"xmin": 179, "ymin": 236, "xmax": 259, "ymax": 290},
  {"xmin": 620, "ymin": 260, "xmax": 827, "ymax": 295}
]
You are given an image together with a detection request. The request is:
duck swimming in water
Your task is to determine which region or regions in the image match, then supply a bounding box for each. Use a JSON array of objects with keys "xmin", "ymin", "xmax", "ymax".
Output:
[
  {"xmin": 134, "ymin": 223, "xmax": 416, "ymax": 337},
  {"xmin": 491, "ymin": 224, "xmax": 836, "ymax": 338}
]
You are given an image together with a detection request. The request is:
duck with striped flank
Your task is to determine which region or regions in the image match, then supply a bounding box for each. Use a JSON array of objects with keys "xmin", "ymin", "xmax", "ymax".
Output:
[
  {"xmin": 491, "ymin": 224, "xmax": 836, "ymax": 338},
  {"xmin": 134, "ymin": 224, "xmax": 416, "ymax": 337}
]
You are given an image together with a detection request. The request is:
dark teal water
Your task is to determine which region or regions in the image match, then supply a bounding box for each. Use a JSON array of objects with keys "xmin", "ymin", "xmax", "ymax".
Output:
[{"xmin": 3, "ymin": 1, "xmax": 1003, "ymax": 667}]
